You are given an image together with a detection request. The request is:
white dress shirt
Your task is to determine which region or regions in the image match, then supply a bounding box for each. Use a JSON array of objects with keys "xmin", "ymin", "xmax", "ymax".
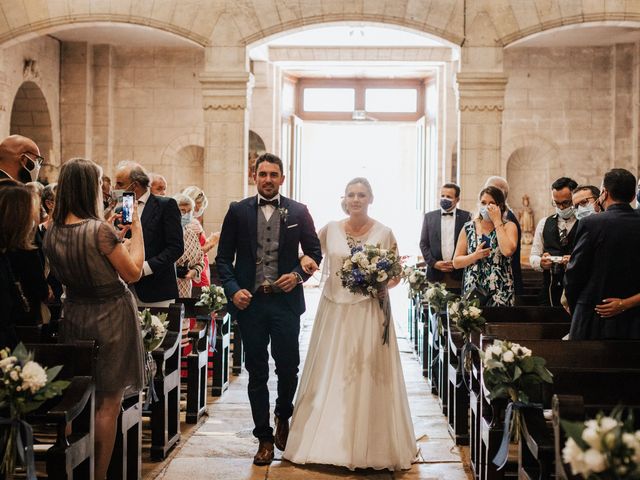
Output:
[
  {"xmin": 440, "ymin": 208, "xmax": 456, "ymax": 261},
  {"xmin": 529, "ymin": 214, "xmax": 577, "ymax": 271},
  {"xmin": 257, "ymin": 193, "xmax": 281, "ymax": 221}
]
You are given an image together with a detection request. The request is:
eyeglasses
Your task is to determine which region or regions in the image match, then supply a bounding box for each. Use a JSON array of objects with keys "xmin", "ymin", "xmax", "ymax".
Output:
[
  {"xmin": 574, "ymin": 197, "xmax": 596, "ymax": 208},
  {"xmin": 551, "ymin": 199, "xmax": 573, "ymax": 209},
  {"xmin": 21, "ymin": 152, "xmax": 44, "ymax": 168}
]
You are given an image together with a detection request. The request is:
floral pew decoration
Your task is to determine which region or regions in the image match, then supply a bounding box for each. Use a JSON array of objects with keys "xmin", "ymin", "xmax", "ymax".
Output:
[
  {"xmin": 562, "ymin": 407, "xmax": 640, "ymax": 480},
  {"xmin": 481, "ymin": 339, "xmax": 554, "ymax": 470},
  {"xmin": 401, "ymin": 265, "xmax": 428, "ymax": 299},
  {"xmin": 0, "ymin": 343, "xmax": 70, "ymax": 479},
  {"xmin": 447, "ymin": 297, "xmax": 486, "ymax": 372},
  {"xmin": 195, "ymin": 285, "xmax": 227, "ymax": 316},
  {"xmin": 338, "ymin": 242, "xmax": 402, "ymax": 345},
  {"xmin": 138, "ymin": 309, "xmax": 168, "ymax": 406}
]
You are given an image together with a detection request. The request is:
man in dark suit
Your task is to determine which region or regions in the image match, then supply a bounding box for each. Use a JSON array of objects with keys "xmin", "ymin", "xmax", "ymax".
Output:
[
  {"xmin": 216, "ymin": 153, "xmax": 322, "ymax": 465},
  {"xmin": 0, "ymin": 135, "xmax": 43, "ymax": 183},
  {"xmin": 115, "ymin": 161, "xmax": 184, "ymax": 306},
  {"xmin": 565, "ymin": 168, "xmax": 640, "ymax": 339},
  {"xmin": 420, "ymin": 183, "xmax": 471, "ymax": 288},
  {"xmin": 484, "ymin": 176, "xmax": 524, "ymax": 295}
]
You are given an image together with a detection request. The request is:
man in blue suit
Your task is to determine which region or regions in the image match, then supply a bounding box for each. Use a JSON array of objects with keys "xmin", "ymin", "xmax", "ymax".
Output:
[
  {"xmin": 565, "ymin": 168, "xmax": 640, "ymax": 339},
  {"xmin": 216, "ymin": 153, "xmax": 322, "ymax": 465}
]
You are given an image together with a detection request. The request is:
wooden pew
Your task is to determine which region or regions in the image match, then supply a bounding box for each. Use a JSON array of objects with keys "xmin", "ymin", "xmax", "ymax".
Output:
[
  {"xmin": 472, "ymin": 337, "xmax": 640, "ymax": 480},
  {"xmin": 107, "ymin": 391, "xmax": 142, "ymax": 480},
  {"xmin": 26, "ymin": 341, "xmax": 97, "ymax": 480},
  {"xmin": 551, "ymin": 395, "xmax": 640, "ymax": 480},
  {"xmin": 175, "ymin": 298, "xmax": 210, "ymax": 424},
  {"xmin": 212, "ymin": 312, "xmax": 230, "ymax": 396},
  {"xmin": 142, "ymin": 304, "xmax": 183, "ymax": 461}
]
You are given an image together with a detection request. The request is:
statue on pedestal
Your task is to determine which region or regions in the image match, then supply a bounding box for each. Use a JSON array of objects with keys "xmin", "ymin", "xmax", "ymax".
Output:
[{"xmin": 519, "ymin": 194, "xmax": 534, "ymax": 245}]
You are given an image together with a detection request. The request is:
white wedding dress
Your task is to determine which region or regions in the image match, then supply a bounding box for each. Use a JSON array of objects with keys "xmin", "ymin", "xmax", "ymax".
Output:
[{"xmin": 283, "ymin": 220, "xmax": 418, "ymax": 471}]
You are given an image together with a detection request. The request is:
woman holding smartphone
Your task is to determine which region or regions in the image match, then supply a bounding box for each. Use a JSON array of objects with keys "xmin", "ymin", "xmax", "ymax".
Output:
[
  {"xmin": 43, "ymin": 158, "xmax": 145, "ymax": 480},
  {"xmin": 453, "ymin": 185, "xmax": 518, "ymax": 306}
]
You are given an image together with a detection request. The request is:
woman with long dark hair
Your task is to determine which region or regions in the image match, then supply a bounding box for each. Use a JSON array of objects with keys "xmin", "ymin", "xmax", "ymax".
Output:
[{"xmin": 43, "ymin": 158, "xmax": 145, "ymax": 479}]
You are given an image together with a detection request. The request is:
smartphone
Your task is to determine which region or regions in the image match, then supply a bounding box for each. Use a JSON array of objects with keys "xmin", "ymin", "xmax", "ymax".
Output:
[
  {"xmin": 480, "ymin": 234, "xmax": 492, "ymax": 248},
  {"xmin": 121, "ymin": 191, "xmax": 134, "ymax": 225}
]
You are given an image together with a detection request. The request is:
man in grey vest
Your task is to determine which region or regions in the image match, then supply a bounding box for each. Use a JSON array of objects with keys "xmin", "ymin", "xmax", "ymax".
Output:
[{"xmin": 216, "ymin": 153, "xmax": 322, "ymax": 466}]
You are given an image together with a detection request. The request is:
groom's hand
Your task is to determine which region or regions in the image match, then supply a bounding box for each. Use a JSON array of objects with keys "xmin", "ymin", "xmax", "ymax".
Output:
[
  {"xmin": 274, "ymin": 273, "xmax": 299, "ymax": 293},
  {"xmin": 232, "ymin": 289, "xmax": 253, "ymax": 310}
]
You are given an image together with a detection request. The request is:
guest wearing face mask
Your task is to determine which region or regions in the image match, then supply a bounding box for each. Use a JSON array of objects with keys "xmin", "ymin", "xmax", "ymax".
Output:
[
  {"xmin": 173, "ymin": 193, "xmax": 204, "ymax": 298},
  {"xmin": 0, "ymin": 135, "xmax": 43, "ymax": 184},
  {"xmin": 529, "ymin": 177, "xmax": 578, "ymax": 306},
  {"xmin": 453, "ymin": 186, "xmax": 518, "ymax": 306},
  {"xmin": 419, "ymin": 183, "xmax": 471, "ymax": 288},
  {"xmin": 572, "ymin": 185, "xmax": 601, "ymax": 221}
]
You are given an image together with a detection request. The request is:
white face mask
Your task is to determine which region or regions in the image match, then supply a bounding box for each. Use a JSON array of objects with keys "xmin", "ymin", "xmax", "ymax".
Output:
[
  {"xmin": 21, "ymin": 155, "xmax": 41, "ymax": 183},
  {"xmin": 193, "ymin": 207, "xmax": 205, "ymax": 218},
  {"xmin": 556, "ymin": 206, "xmax": 575, "ymax": 220},
  {"xmin": 575, "ymin": 203, "xmax": 595, "ymax": 220}
]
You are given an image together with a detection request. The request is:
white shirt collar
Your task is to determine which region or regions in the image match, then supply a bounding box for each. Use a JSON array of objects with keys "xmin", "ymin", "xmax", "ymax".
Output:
[
  {"xmin": 138, "ymin": 189, "xmax": 151, "ymax": 205},
  {"xmin": 257, "ymin": 193, "xmax": 281, "ymax": 204}
]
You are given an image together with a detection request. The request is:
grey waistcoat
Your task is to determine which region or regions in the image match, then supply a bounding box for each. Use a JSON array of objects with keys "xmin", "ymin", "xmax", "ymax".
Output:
[{"xmin": 254, "ymin": 208, "xmax": 281, "ymax": 291}]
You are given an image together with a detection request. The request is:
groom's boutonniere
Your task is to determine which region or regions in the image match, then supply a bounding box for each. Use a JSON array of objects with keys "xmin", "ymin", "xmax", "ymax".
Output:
[{"xmin": 278, "ymin": 207, "xmax": 289, "ymax": 224}]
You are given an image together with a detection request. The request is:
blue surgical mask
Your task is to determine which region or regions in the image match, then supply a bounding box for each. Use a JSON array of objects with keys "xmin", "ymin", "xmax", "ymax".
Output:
[
  {"xmin": 556, "ymin": 206, "xmax": 575, "ymax": 220},
  {"xmin": 181, "ymin": 212, "xmax": 193, "ymax": 228},
  {"xmin": 479, "ymin": 206, "xmax": 491, "ymax": 222},
  {"xmin": 440, "ymin": 198, "xmax": 454, "ymax": 211},
  {"xmin": 575, "ymin": 203, "xmax": 595, "ymax": 220}
]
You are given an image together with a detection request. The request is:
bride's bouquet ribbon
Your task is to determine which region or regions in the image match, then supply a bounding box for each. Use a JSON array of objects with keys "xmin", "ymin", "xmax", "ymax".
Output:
[{"xmin": 0, "ymin": 417, "xmax": 37, "ymax": 480}]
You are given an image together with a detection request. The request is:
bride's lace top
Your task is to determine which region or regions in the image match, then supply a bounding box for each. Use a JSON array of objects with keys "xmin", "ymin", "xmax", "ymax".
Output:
[{"xmin": 318, "ymin": 220, "xmax": 398, "ymax": 304}]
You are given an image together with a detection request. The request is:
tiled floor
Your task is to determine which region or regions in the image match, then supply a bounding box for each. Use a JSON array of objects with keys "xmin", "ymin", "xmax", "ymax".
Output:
[{"xmin": 150, "ymin": 287, "xmax": 472, "ymax": 480}]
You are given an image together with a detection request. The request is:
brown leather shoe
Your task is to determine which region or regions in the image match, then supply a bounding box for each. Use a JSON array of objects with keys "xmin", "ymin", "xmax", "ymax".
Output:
[
  {"xmin": 253, "ymin": 440, "xmax": 274, "ymax": 466},
  {"xmin": 274, "ymin": 416, "xmax": 289, "ymax": 451}
]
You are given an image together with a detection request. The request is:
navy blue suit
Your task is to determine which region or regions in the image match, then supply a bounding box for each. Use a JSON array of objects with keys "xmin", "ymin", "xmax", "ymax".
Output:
[
  {"xmin": 419, "ymin": 208, "xmax": 470, "ymax": 282},
  {"xmin": 216, "ymin": 195, "xmax": 322, "ymax": 441},
  {"xmin": 565, "ymin": 203, "xmax": 640, "ymax": 339},
  {"xmin": 134, "ymin": 193, "xmax": 184, "ymax": 303}
]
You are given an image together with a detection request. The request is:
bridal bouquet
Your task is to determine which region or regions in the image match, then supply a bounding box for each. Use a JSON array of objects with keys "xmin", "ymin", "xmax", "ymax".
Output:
[
  {"xmin": 401, "ymin": 265, "xmax": 428, "ymax": 298},
  {"xmin": 562, "ymin": 408, "xmax": 640, "ymax": 480},
  {"xmin": 338, "ymin": 242, "xmax": 402, "ymax": 344},
  {"xmin": 0, "ymin": 343, "xmax": 70, "ymax": 478},
  {"xmin": 196, "ymin": 285, "xmax": 227, "ymax": 314},
  {"xmin": 138, "ymin": 309, "xmax": 169, "ymax": 353}
]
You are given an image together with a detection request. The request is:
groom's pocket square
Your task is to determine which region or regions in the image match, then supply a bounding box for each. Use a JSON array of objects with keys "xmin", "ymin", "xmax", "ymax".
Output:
[{"xmin": 287, "ymin": 224, "xmax": 299, "ymax": 229}]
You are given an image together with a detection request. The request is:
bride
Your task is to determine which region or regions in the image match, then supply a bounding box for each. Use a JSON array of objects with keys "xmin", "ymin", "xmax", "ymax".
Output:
[{"xmin": 283, "ymin": 177, "xmax": 418, "ymax": 471}]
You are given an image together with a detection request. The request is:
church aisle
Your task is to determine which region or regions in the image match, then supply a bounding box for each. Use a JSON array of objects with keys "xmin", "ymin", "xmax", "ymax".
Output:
[{"xmin": 152, "ymin": 288, "xmax": 471, "ymax": 480}]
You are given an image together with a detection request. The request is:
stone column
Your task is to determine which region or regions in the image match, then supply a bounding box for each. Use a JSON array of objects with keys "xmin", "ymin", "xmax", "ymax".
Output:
[
  {"xmin": 199, "ymin": 70, "xmax": 252, "ymax": 234},
  {"xmin": 456, "ymin": 71, "xmax": 508, "ymax": 209}
]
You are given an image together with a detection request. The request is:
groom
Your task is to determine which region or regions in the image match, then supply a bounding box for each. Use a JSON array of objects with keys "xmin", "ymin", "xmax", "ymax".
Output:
[{"xmin": 216, "ymin": 153, "xmax": 322, "ymax": 465}]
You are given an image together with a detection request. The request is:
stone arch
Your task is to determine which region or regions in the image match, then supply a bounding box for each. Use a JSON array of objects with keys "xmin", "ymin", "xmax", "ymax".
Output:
[
  {"xmin": 10, "ymin": 81, "xmax": 54, "ymax": 182},
  {"xmin": 503, "ymin": 135, "xmax": 558, "ymax": 221},
  {"xmin": 160, "ymin": 132, "xmax": 205, "ymax": 193},
  {"xmin": 494, "ymin": 3, "xmax": 640, "ymax": 47}
]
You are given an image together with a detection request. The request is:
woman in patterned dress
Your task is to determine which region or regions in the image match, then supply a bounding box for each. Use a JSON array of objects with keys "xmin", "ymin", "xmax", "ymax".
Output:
[
  {"xmin": 173, "ymin": 193, "xmax": 204, "ymax": 298},
  {"xmin": 453, "ymin": 185, "xmax": 518, "ymax": 306}
]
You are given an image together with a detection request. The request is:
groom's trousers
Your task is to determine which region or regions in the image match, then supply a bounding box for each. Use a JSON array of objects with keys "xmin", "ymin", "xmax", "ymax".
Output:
[{"xmin": 236, "ymin": 292, "xmax": 301, "ymax": 441}]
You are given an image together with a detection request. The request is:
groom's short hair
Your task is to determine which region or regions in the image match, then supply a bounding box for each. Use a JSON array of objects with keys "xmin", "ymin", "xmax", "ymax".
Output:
[{"xmin": 255, "ymin": 153, "xmax": 284, "ymax": 175}]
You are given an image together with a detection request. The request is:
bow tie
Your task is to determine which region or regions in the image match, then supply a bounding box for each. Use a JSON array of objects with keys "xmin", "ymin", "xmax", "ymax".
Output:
[
  {"xmin": 442, "ymin": 212, "xmax": 454, "ymax": 216},
  {"xmin": 259, "ymin": 199, "xmax": 279, "ymax": 207}
]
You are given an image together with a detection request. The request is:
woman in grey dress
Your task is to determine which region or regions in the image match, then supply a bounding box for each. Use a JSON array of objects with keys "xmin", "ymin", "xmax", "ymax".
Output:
[{"xmin": 43, "ymin": 158, "xmax": 145, "ymax": 480}]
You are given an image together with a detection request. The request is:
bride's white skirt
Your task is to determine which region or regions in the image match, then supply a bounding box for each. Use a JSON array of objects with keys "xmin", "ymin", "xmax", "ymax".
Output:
[{"xmin": 283, "ymin": 295, "xmax": 418, "ymax": 471}]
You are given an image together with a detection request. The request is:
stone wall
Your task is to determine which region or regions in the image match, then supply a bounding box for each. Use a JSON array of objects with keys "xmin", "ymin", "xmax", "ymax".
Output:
[
  {"xmin": 502, "ymin": 44, "xmax": 639, "ymax": 221},
  {"xmin": 2, "ymin": 36, "xmax": 60, "ymax": 182}
]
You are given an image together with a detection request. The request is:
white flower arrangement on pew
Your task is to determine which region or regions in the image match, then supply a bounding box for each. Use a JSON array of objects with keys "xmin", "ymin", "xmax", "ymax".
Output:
[
  {"xmin": 401, "ymin": 265, "xmax": 428, "ymax": 299},
  {"xmin": 423, "ymin": 281, "xmax": 454, "ymax": 314},
  {"xmin": 562, "ymin": 408, "xmax": 640, "ymax": 480},
  {"xmin": 195, "ymin": 285, "xmax": 228, "ymax": 315},
  {"xmin": 138, "ymin": 309, "xmax": 169, "ymax": 353},
  {"xmin": 448, "ymin": 298, "xmax": 486, "ymax": 343},
  {"xmin": 481, "ymin": 340, "xmax": 553, "ymax": 445},
  {"xmin": 0, "ymin": 343, "xmax": 70, "ymax": 477}
]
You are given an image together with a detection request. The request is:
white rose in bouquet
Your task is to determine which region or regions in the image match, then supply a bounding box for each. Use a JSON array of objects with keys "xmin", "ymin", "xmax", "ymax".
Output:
[
  {"xmin": 20, "ymin": 360, "xmax": 48, "ymax": 394},
  {"xmin": 377, "ymin": 271, "xmax": 388, "ymax": 282},
  {"xmin": 583, "ymin": 449, "xmax": 607, "ymax": 473},
  {"xmin": 468, "ymin": 306, "xmax": 482, "ymax": 318},
  {"xmin": 343, "ymin": 259, "xmax": 352, "ymax": 270},
  {"xmin": 562, "ymin": 438, "xmax": 586, "ymax": 475},
  {"xmin": 502, "ymin": 350, "xmax": 515, "ymax": 363},
  {"xmin": 0, "ymin": 355, "xmax": 17, "ymax": 373}
]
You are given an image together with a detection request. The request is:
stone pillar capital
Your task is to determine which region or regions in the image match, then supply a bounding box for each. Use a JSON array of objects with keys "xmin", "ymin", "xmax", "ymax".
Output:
[
  {"xmin": 456, "ymin": 72, "xmax": 508, "ymax": 112},
  {"xmin": 199, "ymin": 71, "xmax": 253, "ymax": 111}
]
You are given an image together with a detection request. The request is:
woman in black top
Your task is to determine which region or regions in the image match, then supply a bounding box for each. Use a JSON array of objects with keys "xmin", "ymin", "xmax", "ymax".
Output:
[{"xmin": 0, "ymin": 179, "xmax": 48, "ymax": 349}]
